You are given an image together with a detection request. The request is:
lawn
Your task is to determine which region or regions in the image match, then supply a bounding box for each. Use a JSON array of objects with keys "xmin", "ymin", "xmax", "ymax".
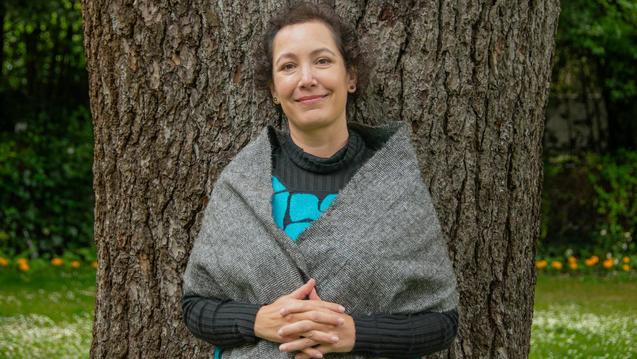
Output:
[
  {"xmin": 0, "ymin": 269, "xmax": 635, "ymax": 358},
  {"xmin": 530, "ymin": 273, "xmax": 637, "ymax": 358},
  {"xmin": 0, "ymin": 268, "xmax": 95, "ymax": 358}
]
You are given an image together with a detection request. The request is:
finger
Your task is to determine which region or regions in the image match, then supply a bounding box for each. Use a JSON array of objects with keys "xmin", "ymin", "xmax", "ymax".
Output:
[
  {"xmin": 278, "ymin": 320, "xmax": 315, "ymax": 337},
  {"xmin": 300, "ymin": 330, "xmax": 339, "ymax": 345},
  {"xmin": 279, "ymin": 337, "xmax": 317, "ymax": 352},
  {"xmin": 309, "ymin": 287, "xmax": 321, "ymax": 300},
  {"xmin": 281, "ymin": 300, "xmax": 345, "ymax": 315},
  {"xmin": 283, "ymin": 310, "xmax": 345, "ymax": 327},
  {"xmin": 279, "ymin": 320, "xmax": 342, "ymax": 339},
  {"xmin": 295, "ymin": 352, "xmax": 313, "ymax": 359},
  {"xmin": 288, "ymin": 278, "xmax": 316, "ymax": 299},
  {"xmin": 299, "ymin": 346, "xmax": 324, "ymax": 359},
  {"xmin": 299, "ymin": 345, "xmax": 330, "ymax": 359}
]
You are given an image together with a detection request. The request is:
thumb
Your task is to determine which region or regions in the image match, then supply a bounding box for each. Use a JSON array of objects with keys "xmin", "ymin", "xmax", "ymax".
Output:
[
  {"xmin": 288, "ymin": 278, "xmax": 316, "ymax": 299},
  {"xmin": 309, "ymin": 287, "xmax": 321, "ymax": 300}
]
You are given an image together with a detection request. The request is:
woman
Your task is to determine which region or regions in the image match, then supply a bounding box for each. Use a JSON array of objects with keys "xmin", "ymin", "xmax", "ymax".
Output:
[{"xmin": 182, "ymin": 3, "xmax": 459, "ymax": 358}]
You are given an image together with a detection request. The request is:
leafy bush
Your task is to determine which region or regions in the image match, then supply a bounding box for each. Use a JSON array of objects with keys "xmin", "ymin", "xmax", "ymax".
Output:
[
  {"xmin": 587, "ymin": 150, "xmax": 637, "ymax": 251},
  {"xmin": 0, "ymin": 106, "xmax": 94, "ymax": 257},
  {"xmin": 551, "ymin": 0, "xmax": 637, "ymax": 151},
  {"xmin": 540, "ymin": 151, "xmax": 637, "ymax": 256}
]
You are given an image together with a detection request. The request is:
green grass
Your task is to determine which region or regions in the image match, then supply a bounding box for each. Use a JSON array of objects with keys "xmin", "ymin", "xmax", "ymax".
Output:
[
  {"xmin": 0, "ymin": 268, "xmax": 95, "ymax": 358},
  {"xmin": 1, "ymin": 268, "xmax": 635, "ymax": 358},
  {"xmin": 530, "ymin": 273, "xmax": 637, "ymax": 359}
]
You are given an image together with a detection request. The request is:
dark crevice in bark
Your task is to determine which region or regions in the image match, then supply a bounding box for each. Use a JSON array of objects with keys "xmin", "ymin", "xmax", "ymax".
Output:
[
  {"xmin": 435, "ymin": 0, "xmax": 444, "ymax": 61},
  {"xmin": 450, "ymin": 161, "xmax": 467, "ymax": 244},
  {"xmin": 354, "ymin": 0, "xmax": 370, "ymax": 31},
  {"xmin": 486, "ymin": 279, "xmax": 499, "ymax": 358}
]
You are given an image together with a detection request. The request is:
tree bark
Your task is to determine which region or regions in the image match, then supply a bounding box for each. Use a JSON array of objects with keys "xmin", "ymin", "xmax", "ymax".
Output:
[{"xmin": 82, "ymin": 0, "xmax": 560, "ymax": 358}]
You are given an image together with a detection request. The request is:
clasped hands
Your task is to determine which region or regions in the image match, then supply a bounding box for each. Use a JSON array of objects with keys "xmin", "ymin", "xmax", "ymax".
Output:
[{"xmin": 254, "ymin": 278, "xmax": 355, "ymax": 359}]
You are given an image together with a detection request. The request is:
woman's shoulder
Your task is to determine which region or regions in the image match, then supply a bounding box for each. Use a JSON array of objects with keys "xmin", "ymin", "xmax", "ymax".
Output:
[
  {"xmin": 216, "ymin": 124, "xmax": 276, "ymax": 181},
  {"xmin": 347, "ymin": 120, "xmax": 407, "ymax": 151}
]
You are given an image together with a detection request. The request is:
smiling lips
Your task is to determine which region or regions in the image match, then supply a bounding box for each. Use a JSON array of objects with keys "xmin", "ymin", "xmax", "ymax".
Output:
[{"xmin": 296, "ymin": 94, "xmax": 328, "ymax": 104}]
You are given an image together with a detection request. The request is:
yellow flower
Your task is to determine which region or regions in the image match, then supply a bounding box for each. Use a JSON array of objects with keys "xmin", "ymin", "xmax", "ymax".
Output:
[
  {"xmin": 623, "ymin": 257, "xmax": 631, "ymax": 264},
  {"xmin": 603, "ymin": 258, "xmax": 614, "ymax": 269},
  {"xmin": 567, "ymin": 256, "xmax": 577, "ymax": 263},
  {"xmin": 70, "ymin": 260, "xmax": 80, "ymax": 269},
  {"xmin": 569, "ymin": 261, "xmax": 578, "ymax": 270},
  {"xmin": 622, "ymin": 264, "xmax": 630, "ymax": 272},
  {"xmin": 18, "ymin": 261, "xmax": 30, "ymax": 272},
  {"xmin": 91, "ymin": 260, "xmax": 98, "ymax": 269},
  {"xmin": 590, "ymin": 255, "xmax": 600, "ymax": 264},
  {"xmin": 551, "ymin": 261, "xmax": 563, "ymax": 270},
  {"xmin": 0, "ymin": 257, "xmax": 8, "ymax": 267},
  {"xmin": 535, "ymin": 260, "xmax": 548, "ymax": 269},
  {"xmin": 16, "ymin": 258, "xmax": 28, "ymax": 265},
  {"xmin": 51, "ymin": 258, "xmax": 64, "ymax": 266},
  {"xmin": 585, "ymin": 258, "xmax": 596, "ymax": 267}
]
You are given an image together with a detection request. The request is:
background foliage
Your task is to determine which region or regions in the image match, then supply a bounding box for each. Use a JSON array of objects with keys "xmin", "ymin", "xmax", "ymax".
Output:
[
  {"xmin": 540, "ymin": 0, "xmax": 637, "ymax": 256},
  {"xmin": 0, "ymin": 0, "xmax": 92, "ymax": 257},
  {"xmin": 551, "ymin": 0, "xmax": 637, "ymax": 152},
  {"xmin": 541, "ymin": 151, "xmax": 636, "ymax": 256}
]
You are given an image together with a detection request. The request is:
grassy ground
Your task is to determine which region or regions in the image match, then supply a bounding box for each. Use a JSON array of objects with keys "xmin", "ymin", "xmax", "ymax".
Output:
[
  {"xmin": 0, "ymin": 269, "xmax": 635, "ymax": 358},
  {"xmin": 530, "ymin": 273, "xmax": 637, "ymax": 359},
  {"xmin": 0, "ymin": 268, "xmax": 95, "ymax": 358}
]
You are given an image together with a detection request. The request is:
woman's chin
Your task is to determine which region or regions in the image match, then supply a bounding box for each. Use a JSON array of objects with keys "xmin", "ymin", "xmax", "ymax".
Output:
[{"xmin": 290, "ymin": 116, "xmax": 340, "ymax": 131}]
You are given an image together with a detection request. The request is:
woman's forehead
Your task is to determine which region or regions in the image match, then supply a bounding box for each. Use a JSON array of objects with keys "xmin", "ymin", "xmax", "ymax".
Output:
[{"xmin": 272, "ymin": 21, "xmax": 339, "ymax": 57}]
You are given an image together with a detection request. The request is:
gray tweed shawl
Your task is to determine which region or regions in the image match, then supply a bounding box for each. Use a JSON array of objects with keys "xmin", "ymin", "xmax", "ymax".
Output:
[{"xmin": 182, "ymin": 120, "xmax": 459, "ymax": 358}]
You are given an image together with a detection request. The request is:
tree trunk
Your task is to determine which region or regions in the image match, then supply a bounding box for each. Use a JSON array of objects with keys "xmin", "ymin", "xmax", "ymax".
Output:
[{"xmin": 82, "ymin": 0, "xmax": 560, "ymax": 358}]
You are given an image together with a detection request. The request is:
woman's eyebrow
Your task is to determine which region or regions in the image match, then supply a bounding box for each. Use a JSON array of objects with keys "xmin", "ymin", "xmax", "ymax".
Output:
[{"xmin": 275, "ymin": 48, "xmax": 337, "ymax": 66}]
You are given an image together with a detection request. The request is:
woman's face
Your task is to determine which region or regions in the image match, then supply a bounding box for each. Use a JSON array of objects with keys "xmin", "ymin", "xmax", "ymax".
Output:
[{"xmin": 270, "ymin": 21, "xmax": 356, "ymax": 133}]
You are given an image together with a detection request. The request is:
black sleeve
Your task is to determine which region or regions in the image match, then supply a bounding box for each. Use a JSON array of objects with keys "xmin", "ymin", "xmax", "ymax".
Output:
[
  {"xmin": 183, "ymin": 294, "xmax": 459, "ymax": 357},
  {"xmin": 351, "ymin": 308, "xmax": 459, "ymax": 358},
  {"xmin": 181, "ymin": 294, "xmax": 262, "ymax": 347}
]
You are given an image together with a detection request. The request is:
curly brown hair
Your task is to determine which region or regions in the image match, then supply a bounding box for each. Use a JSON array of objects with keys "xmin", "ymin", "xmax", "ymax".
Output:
[{"xmin": 254, "ymin": 2, "xmax": 367, "ymax": 101}]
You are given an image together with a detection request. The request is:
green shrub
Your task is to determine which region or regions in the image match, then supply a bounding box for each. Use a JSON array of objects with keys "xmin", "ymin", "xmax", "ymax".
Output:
[
  {"xmin": 586, "ymin": 150, "xmax": 637, "ymax": 252},
  {"xmin": 0, "ymin": 106, "xmax": 94, "ymax": 257},
  {"xmin": 540, "ymin": 151, "xmax": 637, "ymax": 256}
]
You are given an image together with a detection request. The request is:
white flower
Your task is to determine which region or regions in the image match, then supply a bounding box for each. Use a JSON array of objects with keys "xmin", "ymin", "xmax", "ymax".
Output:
[
  {"xmin": 532, "ymin": 304, "xmax": 637, "ymax": 357},
  {"xmin": 14, "ymin": 122, "xmax": 28, "ymax": 133}
]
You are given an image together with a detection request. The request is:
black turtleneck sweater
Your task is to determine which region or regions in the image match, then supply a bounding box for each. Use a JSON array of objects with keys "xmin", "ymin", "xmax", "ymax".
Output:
[
  {"xmin": 270, "ymin": 126, "xmax": 376, "ymax": 241},
  {"xmin": 182, "ymin": 125, "xmax": 459, "ymax": 358}
]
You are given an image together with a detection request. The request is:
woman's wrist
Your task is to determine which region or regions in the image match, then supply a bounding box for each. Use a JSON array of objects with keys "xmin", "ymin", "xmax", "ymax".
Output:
[
  {"xmin": 254, "ymin": 304, "xmax": 273, "ymax": 340},
  {"xmin": 339, "ymin": 314, "xmax": 356, "ymax": 352}
]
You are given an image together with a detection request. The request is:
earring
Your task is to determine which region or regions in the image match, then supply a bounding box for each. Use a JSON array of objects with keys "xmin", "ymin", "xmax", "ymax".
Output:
[
  {"xmin": 348, "ymin": 85, "xmax": 356, "ymax": 93},
  {"xmin": 273, "ymin": 97, "xmax": 280, "ymax": 104}
]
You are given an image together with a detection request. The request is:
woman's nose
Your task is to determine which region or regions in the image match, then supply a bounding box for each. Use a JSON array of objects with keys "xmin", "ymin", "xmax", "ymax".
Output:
[{"xmin": 298, "ymin": 64, "xmax": 317, "ymax": 87}]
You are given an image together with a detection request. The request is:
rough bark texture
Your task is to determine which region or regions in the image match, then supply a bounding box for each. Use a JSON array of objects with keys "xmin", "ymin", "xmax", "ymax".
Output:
[{"xmin": 82, "ymin": 0, "xmax": 559, "ymax": 358}]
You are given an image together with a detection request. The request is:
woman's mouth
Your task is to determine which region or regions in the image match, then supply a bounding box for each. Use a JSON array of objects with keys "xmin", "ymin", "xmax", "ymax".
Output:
[{"xmin": 296, "ymin": 94, "xmax": 327, "ymax": 104}]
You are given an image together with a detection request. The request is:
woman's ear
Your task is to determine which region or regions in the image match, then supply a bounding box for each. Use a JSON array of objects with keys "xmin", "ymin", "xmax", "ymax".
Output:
[
  {"xmin": 347, "ymin": 67, "xmax": 358, "ymax": 93},
  {"xmin": 269, "ymin": 82, "xmax": 276, "ymax": 98},
  {"xmin": 269, "ymin": 82, "xmax": 281, "ymax": 105}
]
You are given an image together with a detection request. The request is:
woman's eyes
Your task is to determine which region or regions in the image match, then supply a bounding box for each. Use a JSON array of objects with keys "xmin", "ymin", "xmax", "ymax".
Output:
[
  {"xmin": 316, "ymin": 57, "xmax": 332, "ymax": 65},
  {"xmin": 281, "ymin": 63, "xmax": 296, "ymax": 71},
  {"xmin": 279, "ymin": 58, "xmax": 332, "ymax": 71}
]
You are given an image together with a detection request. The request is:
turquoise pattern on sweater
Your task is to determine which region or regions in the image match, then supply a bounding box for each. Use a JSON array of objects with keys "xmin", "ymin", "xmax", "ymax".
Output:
[{"xmin": 271, "ymin": 175, "xmax": 337, "ymax": 241}]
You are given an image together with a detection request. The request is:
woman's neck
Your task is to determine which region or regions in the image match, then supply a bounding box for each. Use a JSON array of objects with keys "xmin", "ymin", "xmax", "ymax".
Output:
[{"xmin": 287, "ymin": 120, "xmax": 349, "ymax": 158}]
